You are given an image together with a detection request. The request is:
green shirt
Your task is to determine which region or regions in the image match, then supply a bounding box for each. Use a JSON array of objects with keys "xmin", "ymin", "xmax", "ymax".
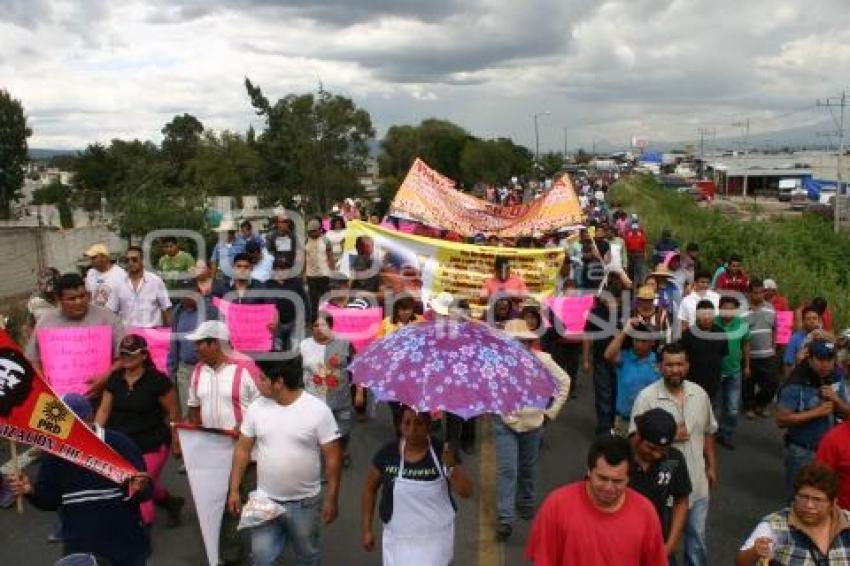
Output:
[
  {"xmin": 158, "ymin": 250, "xmax": 195, "ymax": 285},
  {"xmin": 714, "ymin": 315, "xmax": 750, "ymax": 376}
]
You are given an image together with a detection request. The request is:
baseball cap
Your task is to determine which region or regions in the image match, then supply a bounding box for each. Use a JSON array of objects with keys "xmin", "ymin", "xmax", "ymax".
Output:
[
  {"xmin": 119, "ymin": 334, "xmax": 148, "ymax": 355},
  {"xmin": 84, "ymin": 244, "xmax": 109, "ymax": 257},
  {"xmin": 307, "ymin": 219, "xmax": 322, "ymax": 232},
  {"xmin": 62, "ymin": 393, "xmax": 93, "ymax": 421},
  {"xmin": 185, "ymin": 320, "xmax": 230, "ymax": 342},
  {"xmin": 763, "ymin": 279, "xmax": 778, "ymax": 290},
  {"xmin": 810, "ymin": 339, "xmax": 836, "ymax": 359},
  {"xmin": 635, "ymin": 408, "xmax": 677, "ymax": 447}
]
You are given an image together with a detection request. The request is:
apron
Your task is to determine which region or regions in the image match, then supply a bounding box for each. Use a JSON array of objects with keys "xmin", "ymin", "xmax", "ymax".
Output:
[{"xmin": 382, "ymin": 441, "xmax": 456, "ymax": 566}]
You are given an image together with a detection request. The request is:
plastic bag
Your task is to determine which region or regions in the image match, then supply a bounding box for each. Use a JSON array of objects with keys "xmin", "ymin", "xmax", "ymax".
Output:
[{"xmin": 237, "ymin": 490, "xmax": 286, "ymax": 530}]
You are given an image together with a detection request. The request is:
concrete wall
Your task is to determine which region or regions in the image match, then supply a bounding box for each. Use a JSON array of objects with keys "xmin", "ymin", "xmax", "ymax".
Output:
[{"xmin": 0, "ymin": 226, "xmax": 125, "ymax": 300}]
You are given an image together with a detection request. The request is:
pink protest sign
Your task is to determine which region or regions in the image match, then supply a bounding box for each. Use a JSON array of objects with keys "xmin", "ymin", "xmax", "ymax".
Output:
[
  {"xmin": 218, "ymin": 301, "xmax": 277, "ymax": 352},
  {"xmin": 128, "ymin": 327, "xmax": 171, "ymax": 374},
  {"xmin": 322, "ymin": 305, "xmax": 383, "ymax": 351},
  {"xmin": 775, "ymin": 310, "xmax": 794, "ymax": 345},
  {"xmin": 36, "ymin": 325, "xmax": 113, "ymax": 396},
  {"xmin": 546, "ymin": 295, "xmax": 595, "ymax": 334}
]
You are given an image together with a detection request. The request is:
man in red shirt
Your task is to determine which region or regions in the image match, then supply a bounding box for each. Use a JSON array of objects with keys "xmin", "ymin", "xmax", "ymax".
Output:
[
  {"xmin": 763, "ymin": 279, "xmax": 789, "ymax": 311},
  {"xmin": 525, "ymin": 435, "xmax": 667, "ymax": 566},
  {"xmin": 815, "ymin": 420, "xmax": 850, "ymax": 509},
  {"xmin": 480, "ymin": 256, "xmax": 528, "ymax": 306},
  {"xmin": 715, "ymin": 254, "xmax": 750, "ymax": 294},
  {"xmin": 624, "ymin": 220, "xmax": 648, "ymax": 284}
]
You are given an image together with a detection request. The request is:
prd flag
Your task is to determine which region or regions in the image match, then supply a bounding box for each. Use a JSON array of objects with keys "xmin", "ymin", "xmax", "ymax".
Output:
[{"xmin": 0, "ymin": 330, "xmax": 139, "ymax": 484}]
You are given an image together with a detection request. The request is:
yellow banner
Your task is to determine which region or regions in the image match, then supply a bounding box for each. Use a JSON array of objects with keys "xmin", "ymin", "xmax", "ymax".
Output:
[
  {"xmin": 387, "ymin": 158, "xmax": 584, "ymax": 237},
  {"xmin": 342, "ymin": 220, "xmax": 565, "ymax": 310}
]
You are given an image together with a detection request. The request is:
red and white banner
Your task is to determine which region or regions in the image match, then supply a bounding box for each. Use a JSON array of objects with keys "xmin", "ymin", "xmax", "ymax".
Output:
[{"xmin": 0, "ymin": 331, "xmax": 139, "ymax": 484}]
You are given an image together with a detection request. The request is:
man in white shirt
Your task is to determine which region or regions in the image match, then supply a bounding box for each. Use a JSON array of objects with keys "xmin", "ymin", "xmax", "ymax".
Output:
[
  {"xmin": 186, "ymin": 320, "xmax": 261, "ymax": 566},
  {"xmin": 84, "ymin": 243, "xmax": 126, "ymax": 312},
  {"xmin": 229, "ymin": 359, "xmax": 341, "ymax": 566},
  {"xmin": 115, "ymin": 246, "xmax": 172, "ymax": 328},
  {"xmin": 304, "ymin": 219, "xmax": 333, "ymax": 322},
  {"xmin": 678, "ymin": 270, "xmax": 720, "ymax": 332}
]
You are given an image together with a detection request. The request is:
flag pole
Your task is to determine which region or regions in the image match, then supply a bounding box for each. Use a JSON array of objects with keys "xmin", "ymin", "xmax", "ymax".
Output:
[{"xmin": 9, "ymin": 440, "xmax": 22, "ymax": 514}]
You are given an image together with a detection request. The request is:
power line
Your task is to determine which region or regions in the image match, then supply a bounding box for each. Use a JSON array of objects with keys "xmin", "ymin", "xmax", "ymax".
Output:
[{"xmin": 817, "ymin": 91, "xmax": 847, "ymax": 233}]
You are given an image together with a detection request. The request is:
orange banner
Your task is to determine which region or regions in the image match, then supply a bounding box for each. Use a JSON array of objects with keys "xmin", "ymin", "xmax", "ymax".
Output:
[
  {"xmin": 0, "ymin": 331, "xmax": 139, "ymax": 484},
  {"xmin": 388, "ymin": 158, "xmax": 584, "ymax": 237}
]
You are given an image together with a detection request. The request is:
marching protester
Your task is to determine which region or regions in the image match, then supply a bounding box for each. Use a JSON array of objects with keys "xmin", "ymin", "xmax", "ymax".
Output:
[
  {"xmin": 95, "ymin": 334, "xmax": 183, "ymax": 529},
  {"xmin": 742, "ymin": 278, "xmax": 779, "ymax": 420},
  {"xmin": 361, "ymin": 406, "xmax": 473, "ymax": 564},
  {"xmin": 480, "ymin": 256, "xmax": 528, "ymax": 306},
  {"xmin": 604, "ymin": 318, "xmax": 660, "ymax": 436},
  {"xmin": 304, "ymin": 218, "xmax": 334, "ymax": 322},
  {"xmin": 714, "ymin": 295, "xmax": 752, "ymax": 450},
  {"xmin": 185, "ymin": 320, "xmax": 260, "ymax": 565},
  {"xmin": 25, "ymin": 272, "xmax": 125, "ymax": 375},
  {"xmin": 266, "ymin": 257, "xmax": 309, "ymax": 352},
  {"xmin": 783, "ymin": 305, "xmax": 825, "ymax": 376},
  {"xmin": 629, "ymin": 408, "xmax": 692, "ymax": 562},
  {"xmin": 114, "ymin": 246, "xmax": 172, "ymax": 328},
  {"xmin": 229, "ymin": 359, "xmax": 342, "ymax": 566},
  {"xmin": 157, "ymin": 237, "xmax": 195, "ymax": 287},
  {"xmin": 493, "ymin": 319, "xmax": 571, "ymax": 541},
  {"xmin": 84, "ymin": 243, "xmax": 126, "ymax": 311},
  {"xmin": 775, "ymin": 339, "xmax": 850, "ymax": 496},
  {"xmin": 736, "ymin": 463, "xmax": 850, "ymax": 565},
  {"xmin": 525, "ymin": 434, "xmax": 667, "ymax": 565},
  {"xmin": 630, "ymin": 343, "xmax": 718, "ymax": 566},
  {"xmin": 300, "ymin": 311, "xmax": 363, "ymax": 467},
  {"xmin": 326, "ymin": 216, "xmax": 348, "ymax": 267},
  {"xmin": 377, "ymin": 294, "xmax": 424, "ymax": 338},
  {"xmin": 679, "ymin": 299, "xmax": 728, "ymax": 402},
  {"xmin": 209, "ymin": 220, "xmax": 242, "ymax": 281},
  {"xmin": 677, "ymin": 271, "xmax": 719, "ymax": 332},
  {"xmin": 6, "ymin": 394, "xmax": 151, "ymax": 565}
]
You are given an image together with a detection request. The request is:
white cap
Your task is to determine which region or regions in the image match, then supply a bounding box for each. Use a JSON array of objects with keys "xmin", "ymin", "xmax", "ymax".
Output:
[
  {"xmin": 215, "ymin": 220, "xmax": 237, "ymax": 232},
  {"xmin": 185, "ymin": 320, "xmax": 229, "ymax": 342},
  {"xmin": 428, "ymin": 292, "xmax": 454, "ymax": 316},
  {"xmin": 763, "ymin": 278, "xmax": 778, "ymax": 290}
]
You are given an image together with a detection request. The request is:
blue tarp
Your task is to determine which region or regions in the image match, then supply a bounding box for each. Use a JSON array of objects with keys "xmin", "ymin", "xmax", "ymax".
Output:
[
  {"xmin": 804, "ymin": 178, "xmax": 847, "ymax": 200},
  {"xmin": 639, "ymin": 151, "xmax": 662, "ymax": 164}
]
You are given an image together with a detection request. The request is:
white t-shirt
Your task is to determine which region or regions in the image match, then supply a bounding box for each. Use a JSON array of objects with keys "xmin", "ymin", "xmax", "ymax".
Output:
[
  {"xmin": 86, "ymin": 264, "xmax": 127, "ymax": 312},
  {"xmin": 300, "ymin": 338, "xmax": 327, "ymax": 400},
  {"xmin": 305, "ymin": 236, "xmax": 331, "ymax": 277},
  {"xmin": 677, "ymin": 290, "xmax": 721, "ymax": 326},
  {"xmin": 325, "ymin": 230, "xmax": 346, "ymax": 258},
  {"xmin": 241, "ymin": 392, "xmax": 340, "ymax": 501}
]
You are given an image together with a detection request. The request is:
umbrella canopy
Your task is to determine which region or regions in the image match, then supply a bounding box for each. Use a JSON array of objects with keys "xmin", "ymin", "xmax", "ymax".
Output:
[{"xmin": 349, "ymin": 320, "xmax": 558, "ymax": 418}]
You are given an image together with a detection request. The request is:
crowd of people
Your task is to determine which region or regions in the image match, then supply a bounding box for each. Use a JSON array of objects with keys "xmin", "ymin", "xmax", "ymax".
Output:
[{"xmin": 2, "ymin": 179, "xmax": 850, "ymax": 566}]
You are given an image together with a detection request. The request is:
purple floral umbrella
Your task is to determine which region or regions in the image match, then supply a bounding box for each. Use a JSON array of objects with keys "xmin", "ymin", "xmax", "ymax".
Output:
[{"xmin": 349, "ymin": 320, "xmax": 558, "ymax": 418}]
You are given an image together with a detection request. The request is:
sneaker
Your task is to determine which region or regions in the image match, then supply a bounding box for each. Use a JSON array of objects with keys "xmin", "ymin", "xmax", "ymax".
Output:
[
  {"xmin": 744, "ymin": 410, "xmax": 756, "ymax": 420},
  {"xmin": 716, "ymin": 435, "xmax": 736, "ymax": 451},
  {"xmin": 495, "ymin": 523, "xmax": 512, "ymax": 541}
]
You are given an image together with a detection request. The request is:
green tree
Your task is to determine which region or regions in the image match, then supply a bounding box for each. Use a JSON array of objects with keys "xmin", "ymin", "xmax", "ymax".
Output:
[
  {"xmin": 378, "ymin": 119, "xmax": 471, "ymax": 182},
  {"xmin": 245, "ymin": 79, "xmax": 375, "ymax": 212},
  {"xmin": 31, "ymin": 180, "xmax": 73, "ymax": 228},
  {"xmin": 0, "ymin": 90, "xmax": 32, "ymax": 219},
  {"xmin": 183, "ymin": 130, "xmax": 265, "ymax": 197},
  {"xmin": 161, "ymin": 113, "xmax": 204, "ymax": 175},
  {"xmin": 538, "ymin": 151, "xmax": 565, "ymax": 177},
  {"xmin": 459, "ymin": 138, "xmax": 532, "ymax": 185}
]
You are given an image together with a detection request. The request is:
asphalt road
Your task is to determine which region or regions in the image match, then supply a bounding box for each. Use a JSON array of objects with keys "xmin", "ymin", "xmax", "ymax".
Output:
[{"xmin": 0, "ymin": 372, "xmax": 787, "ymax": 565}]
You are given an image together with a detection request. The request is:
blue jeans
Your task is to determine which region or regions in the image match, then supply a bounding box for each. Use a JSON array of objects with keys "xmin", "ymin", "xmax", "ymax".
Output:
[
  {"xmin": 492, "ymin": 417, "xmax": 542, "ymax": 525},
  {"xmin": 593, "ymin": 357, "xmax": 617, "ymax": 435},
  {"xmin": 718, "ymin": 373, "xmax": 741, "ymax": 440},
  {"xmin": 784, "ymin": 443, "xmax": 815, "ymax": 498},
  {"xmin": 684, "ymin": 497, "xmax": 709, "ymax": 566},
  {"xmin": 250, "ymin": 493, "xmax": 322, "ymax": 566}
]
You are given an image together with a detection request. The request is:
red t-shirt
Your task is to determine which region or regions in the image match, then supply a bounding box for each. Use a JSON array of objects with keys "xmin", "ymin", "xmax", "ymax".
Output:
[
  {"xmin": 816, "ymin": 422, "xmax": 850, "ymax": 509},
  {"xmin": 716, "ymin": 271, "xmax": 750, "ymax": 293},
  {"xmin": 525, "ymin": 482, "xmax": 667, "ymax": 566},
  {"xmin": 624, "ymin": 230, "xmax": 647, "ymax": 254}
]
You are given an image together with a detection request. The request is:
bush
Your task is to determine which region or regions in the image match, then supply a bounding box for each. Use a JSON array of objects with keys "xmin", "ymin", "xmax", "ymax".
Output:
[{"xmin": 610, "ymin": 174, "xmax": 850, "ymax": 329}]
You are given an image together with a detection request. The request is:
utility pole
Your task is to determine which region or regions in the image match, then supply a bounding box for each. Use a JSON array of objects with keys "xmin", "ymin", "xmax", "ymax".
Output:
[
  {"xmin": 732, "ymin": 119, "xmax": 750, "ymax": 196},
  {"xmin": 563, "ymin": 127, "xmax": 569, "ymax": 160},
  {"xmin": 817, "ymin": 91, "xmax": 847, "ymax": 233}
]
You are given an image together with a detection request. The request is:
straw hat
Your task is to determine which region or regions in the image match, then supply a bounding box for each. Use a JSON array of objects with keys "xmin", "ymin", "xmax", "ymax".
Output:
[
  {"xmin": 635, "ymin": 285, "xmax": 656, "ymax": 301},
  {"xmin": 650, "ymin": 264, "xmax": 674, "ymax": 278}
]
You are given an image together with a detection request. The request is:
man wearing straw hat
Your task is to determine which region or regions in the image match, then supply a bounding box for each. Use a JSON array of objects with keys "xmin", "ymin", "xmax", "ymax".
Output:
[
  {"xmin": 209, "ymin": 219, "xmax": 243, "ymax": 281},
  {"xmin": 493, "ymin": 318, "xmax": 571, "ymax": 542}
]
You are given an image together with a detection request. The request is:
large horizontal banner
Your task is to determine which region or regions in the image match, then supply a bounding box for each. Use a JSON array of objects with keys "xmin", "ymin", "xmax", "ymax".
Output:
[
  {"xmin": 387, "ymin": 158, "xmax": 584, "ymax": 237},
  {"xmin": 0, "ymin": 333, "xmax": 139, "ymax": 485},
  {"xmin": 343, "ymin": 220, "xmax": 564, "ymax": 312}
]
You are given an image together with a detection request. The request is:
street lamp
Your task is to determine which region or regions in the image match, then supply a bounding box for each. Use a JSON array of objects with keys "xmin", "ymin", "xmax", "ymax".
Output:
[{"xmin": 533, "ymin": 111, "xmax": 551, "ymax": 165}]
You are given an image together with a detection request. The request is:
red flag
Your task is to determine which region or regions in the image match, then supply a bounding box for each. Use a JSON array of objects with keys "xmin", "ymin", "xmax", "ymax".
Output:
[{"xmin": 0, "ymin": 330, "xmax": 139, "ymax": 484}]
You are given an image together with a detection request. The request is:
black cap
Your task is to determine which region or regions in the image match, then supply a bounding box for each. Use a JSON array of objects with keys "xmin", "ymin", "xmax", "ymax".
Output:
[
  {"xmin": 119, "ymin": 334, "xmax": 149, "ymax": 355},
  {"xmin": 635, "ymin": 408, "xmax": 677, "ymax": 447}
]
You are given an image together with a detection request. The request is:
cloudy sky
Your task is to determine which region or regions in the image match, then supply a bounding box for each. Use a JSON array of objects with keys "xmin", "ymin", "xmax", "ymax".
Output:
[{"xmin": 2, "ymin": 0, "xmax": 850, "ymax": 151}]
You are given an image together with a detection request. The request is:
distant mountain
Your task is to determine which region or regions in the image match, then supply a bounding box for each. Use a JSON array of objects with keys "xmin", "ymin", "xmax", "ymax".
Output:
[{"xmin": 28, "ymin": 148, "xmax": 79, "ymax": 160}]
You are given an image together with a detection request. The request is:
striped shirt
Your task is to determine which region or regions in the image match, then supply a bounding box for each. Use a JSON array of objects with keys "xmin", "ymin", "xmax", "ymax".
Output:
[
  {"xmin": 187, "ymin": 359, "xmax": 260, "ymax": 430},
  {"xmin": 745, "ymin": 305, "xmax": 776, "ymax": 359}
]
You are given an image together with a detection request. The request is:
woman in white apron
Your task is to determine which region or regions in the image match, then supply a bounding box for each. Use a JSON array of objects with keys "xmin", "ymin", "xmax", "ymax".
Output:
[{"xmin": 361, "ymin": 407, "xmax": 473, "ymax": 565}]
